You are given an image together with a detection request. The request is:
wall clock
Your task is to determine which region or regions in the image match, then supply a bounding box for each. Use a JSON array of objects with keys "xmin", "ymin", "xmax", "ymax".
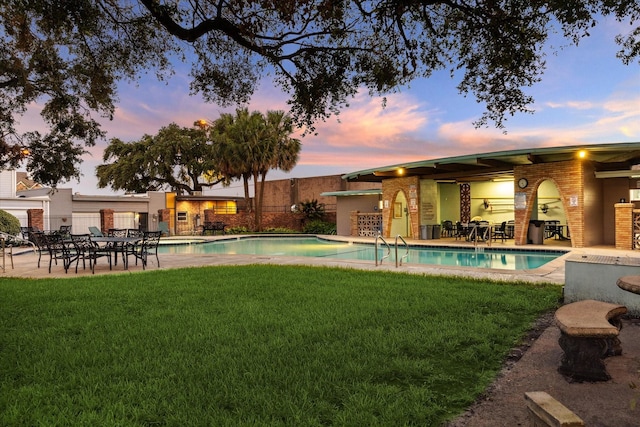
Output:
[{"xmin": 518, "ymin": 178, "xmax": 528, "ymax": 189}]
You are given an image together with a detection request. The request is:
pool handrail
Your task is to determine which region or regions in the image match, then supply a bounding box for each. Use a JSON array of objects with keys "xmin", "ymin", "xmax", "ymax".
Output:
[
  {"xmin": 375, "ymin": 233, "xmax": 390, "ymax": 266},
  {"xmin": 395, "ymin": 235, "xmax": 409, "ymax": 267}
]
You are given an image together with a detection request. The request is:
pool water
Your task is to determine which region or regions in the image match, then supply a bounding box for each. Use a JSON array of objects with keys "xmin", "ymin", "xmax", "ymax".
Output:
[{"xmin": 158, "ymin": 237, "xmax": 565, "ymax": 270}]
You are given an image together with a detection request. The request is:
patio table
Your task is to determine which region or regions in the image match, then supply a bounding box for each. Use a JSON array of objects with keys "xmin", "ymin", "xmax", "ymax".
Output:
[{"xmin": 91, "ymin": 236, "xmax": 141, "ymax": 270}]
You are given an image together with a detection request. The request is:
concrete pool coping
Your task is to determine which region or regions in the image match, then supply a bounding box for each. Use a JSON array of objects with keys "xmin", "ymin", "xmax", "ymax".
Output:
[{"xmin": 4, "ymin": 233, "xmax": 638, "ymax": 284}]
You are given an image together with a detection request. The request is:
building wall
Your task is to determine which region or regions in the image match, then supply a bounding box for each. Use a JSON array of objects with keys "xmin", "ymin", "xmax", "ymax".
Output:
[
  {"xmin": 439, "ymin": 183, "xmax": 460, "ymax": 223},
  {"xmin": 335, "ymin": 195, "xmax": 380, "ymax": 235},
  {"xmin": 582, "ymin": 161, "xmax": 604, "ymax": 247},
  {"xmin": 0, "ymin": 170, "xmax": 17, "ymax": 198},
  {"xmin": 260, "ymin": 175, "xmax": 381, "ymax": 213}
]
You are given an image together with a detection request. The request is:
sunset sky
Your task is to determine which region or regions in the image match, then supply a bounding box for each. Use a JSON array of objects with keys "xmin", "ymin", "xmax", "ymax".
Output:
[{"xmin": 20, "ymin": 16, "xmax": 640, "ymax": 197}]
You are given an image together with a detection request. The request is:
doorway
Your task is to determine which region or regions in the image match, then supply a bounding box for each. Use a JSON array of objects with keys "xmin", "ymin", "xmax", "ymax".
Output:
[{"xmin": 390, "ymin": 191, "xmax": 411, "ymax": 237}]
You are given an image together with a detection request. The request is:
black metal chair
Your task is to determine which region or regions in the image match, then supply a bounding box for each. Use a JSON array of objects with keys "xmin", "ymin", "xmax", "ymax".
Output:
[
  {"xmin": 58, "ymin": 225, "xmax": 72, "ymax": 239},
  {"xmin": 28, "ymin": 231, "xmax": 47, "ymax": 268},
  {"xmin": 441, "ymin": 220, "xmax": 454, "ymax": 237},
  {"xmin": 71, "ymin": 234, "xmax": 112, "ymax": 274},
  {"xmin": 128, "ymin": 231, "xmax": 161, "ymax": 270},
  {"xmin": 492, "ymin": 221, "xmax": 508, "ymax": 242},
  {"xmin": 42, "ymin": 232, "xmax": 75, "ymax": 273},
  {"xmin": 454, "ymin": 222, "xmax": 470, "ymax": 240},
  {"xmin": 108, "ymin": 228, "xmax": 128, "ymax": 266},
  {"xmin": 20, "ymin": 226, "xmax": 33, "ymax": 240}
]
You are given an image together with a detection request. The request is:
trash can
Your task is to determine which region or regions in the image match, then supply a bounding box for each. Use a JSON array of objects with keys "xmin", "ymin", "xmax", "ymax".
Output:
[
  {"xmin": 528, "ymin": 220, "xmax": 545, "ymax": 244},
  {"xmin": 432, "ymin": 224, "xmax": 441, "ymax": 239},
  {"xmin": 420, "ymin": 225, "xmax": 428, "ymax": 240}
]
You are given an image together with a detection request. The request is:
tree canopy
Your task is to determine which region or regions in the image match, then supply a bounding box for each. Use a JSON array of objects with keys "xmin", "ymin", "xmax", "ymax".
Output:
[
  {"xmin": 96, "ymin": 123, "xmax": 224, "ymax": 195},
  {"xmin": 97, "ymin": 110, "xmax": 301, "ymax": 232},
  {"xmin": 1, "ymin": 1, "xmax": 638, "ymax": 187}
]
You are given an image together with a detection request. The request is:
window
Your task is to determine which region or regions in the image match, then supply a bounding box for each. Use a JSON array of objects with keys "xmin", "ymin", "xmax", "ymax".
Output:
[{"xmin": 177, "ymin": 212, "xmax": 188, "ymax": 222}]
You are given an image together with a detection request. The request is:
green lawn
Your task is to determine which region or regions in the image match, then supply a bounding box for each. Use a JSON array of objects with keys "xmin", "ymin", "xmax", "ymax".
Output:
[{"xmin": 0, "ymin": 265, "xmax": 560, "ymax": 426}]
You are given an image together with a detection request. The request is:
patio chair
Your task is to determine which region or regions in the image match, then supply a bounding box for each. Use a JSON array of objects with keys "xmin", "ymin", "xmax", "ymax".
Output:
[
  {"xmin": 128, "ymin": 231, "xmax": 161, "ymax": 270},
  {"xmin": 42, "ymin": 232, "xmax": 75, "ymax": 273},
  {"xmin": 28, "ymin": 231, "xmax": 47, "ymax": 268},
  {"xmin": 58, "ymin": 225, "xmax": 72, "ymax": 239},
  {"xmin": 158, "ymin": 221, "xmax": 170, "ymax": 237},
  {"xmin": 441, "ymin": 220, "xmax": 454, "ymax": 237},
  {"xmin": 107, "ymin": 229, "xmax": 128, "ymax": 266},
  {"xmin": 492, "ymin": 221, "xmax": 508, "ymax": 242},
  {"xmin": 88, "ymin": 226, "xmax": 104, "ymax": 237},
  {"xmin": 70, "ymin": 234, "xmax": 112, "ymax": 274},
  {"xmin": 20, "ymin": 226, "xmax": 33, "ymax": 240},
  {"xmin": 454, "ymin": 222, "xmax": 470, "ymax": 240}
]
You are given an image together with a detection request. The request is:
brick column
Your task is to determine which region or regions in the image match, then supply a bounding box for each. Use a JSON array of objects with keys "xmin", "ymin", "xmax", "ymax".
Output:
[
  {"xmin": 614, "ymin": 203, "xmax": 634, "ymax": 250},
  {"xmin": 100, "ymin": 209, "xmax": 114, "ymax": 234},
  {"xmin": 27, "ymin": 209, "xmax": 44, "ymax": 231},
  {"xmin": 350, "ymin": 210, "xmax": 359, "ymax": 236}
]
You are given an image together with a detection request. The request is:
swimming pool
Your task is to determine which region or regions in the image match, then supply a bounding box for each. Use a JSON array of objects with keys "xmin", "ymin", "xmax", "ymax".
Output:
[{"xmin": 158, "ymin": 236, "xmax": 566, "ymax": 270}]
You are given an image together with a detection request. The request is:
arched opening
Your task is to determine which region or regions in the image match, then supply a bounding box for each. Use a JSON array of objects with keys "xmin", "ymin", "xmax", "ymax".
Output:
[
  {"xmin": 531, "ymin": 179, "xmax": 571, "ymax": 245},
  {"xmin": 390, "ymin": 191, "xmax": 411, "ymax": 237}
]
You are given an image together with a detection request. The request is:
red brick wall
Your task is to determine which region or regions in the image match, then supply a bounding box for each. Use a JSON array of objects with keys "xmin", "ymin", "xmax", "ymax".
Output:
[
  {"xmin": 381, "ymin": 176, "xmax": 420, "ymax": 239},
  {"xmin": 27, "ymin": 209, "xmax": 44, "ymax": 231},
  {"xmin": 260, "ymin": 175, "xmax": 381, "ymax": 212},
  {"xmin": 615, "ymin": 203, "xmax": 634, "ymax": 250},
  {"xmin": 99, "ymin": 209, "xmax": 114, "ymax": 234},
  {"xmin": 514, "ymin": 159, "xmax": 588, "ymax": 247}
]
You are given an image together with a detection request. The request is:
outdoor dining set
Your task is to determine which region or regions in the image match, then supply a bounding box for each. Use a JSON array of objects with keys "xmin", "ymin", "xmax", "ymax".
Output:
[{"xmin": 25, "ymin": 226, "xmax": 161, "ymax": 274}]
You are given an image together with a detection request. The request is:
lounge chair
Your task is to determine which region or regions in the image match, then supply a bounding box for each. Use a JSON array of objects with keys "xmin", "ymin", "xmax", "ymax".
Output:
[
  {"xmin": 158, "ymin": 221, "xmax": 170, "ymax": 237},
  {"xmin": 88, "ymin": 226, "xmax": 104, "ymax": 237}
]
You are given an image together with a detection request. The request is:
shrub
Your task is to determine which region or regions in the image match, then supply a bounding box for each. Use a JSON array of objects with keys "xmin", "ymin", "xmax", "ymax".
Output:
[
  {"xmin": 261, "ymin": 227, "xmax": 298, "ymax": 234},
  {"xmin": 297, "ymin": 199, "xmax": 325, "ymax": 220},
  {"xmin": 0, "ymin": 210, "xmax": 21, "ymax": 236},
  {"xmin": 225, "ymin": 226, "xmax": 251, "ymax": 235},
  {"xmin": 303, "ymin": 220, "xmax": 336, "ymax": 235}
]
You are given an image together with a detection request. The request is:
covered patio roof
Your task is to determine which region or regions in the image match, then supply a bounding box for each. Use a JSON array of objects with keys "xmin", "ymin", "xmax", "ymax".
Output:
[{"xmin": 342, "ymin": 142, "xmax": 640, "ymax": 183}]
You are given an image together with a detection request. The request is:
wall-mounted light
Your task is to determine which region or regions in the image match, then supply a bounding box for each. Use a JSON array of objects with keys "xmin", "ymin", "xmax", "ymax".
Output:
[
  {"xmin": 541, "ymin": 204, "xmax": 549, "ymax": 214},
  {"xmin": 195, "ymin": 119, "xmax": 209, "ymax": 129}
]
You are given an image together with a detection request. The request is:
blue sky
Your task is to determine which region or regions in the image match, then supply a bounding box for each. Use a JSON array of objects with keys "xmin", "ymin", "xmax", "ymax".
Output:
[{"xmin": 20, "ymin": 16, "xmax": 640, "ymax": 197}]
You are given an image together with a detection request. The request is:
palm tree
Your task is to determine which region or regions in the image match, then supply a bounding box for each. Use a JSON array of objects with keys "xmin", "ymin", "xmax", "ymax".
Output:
[
  {"xmin": 211, "ymin": 110, "xmax": 261, "ymax": 213},
  {"xmin": 212, "ymin": 108, "xmax": 301, "ymax": 230},
  {"xmin": 253, "ymin": 111, "xmax": 301, "ymax": 230}
]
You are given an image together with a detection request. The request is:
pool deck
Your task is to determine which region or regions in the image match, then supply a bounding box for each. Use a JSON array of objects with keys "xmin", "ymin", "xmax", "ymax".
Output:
[{"xmin": 3, "ymin": 234, "xmax": 638, "ymax": 284}]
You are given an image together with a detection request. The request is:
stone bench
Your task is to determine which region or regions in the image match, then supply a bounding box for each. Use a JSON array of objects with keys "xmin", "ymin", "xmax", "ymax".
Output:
[
  {"xmin": 524, "ymin": 391, "xmax": 584, "ymax": 427},
  {"xmin": 554, "ymin": 299, "xmax": 627, "ymax": 382},
  {"xmin": 617, "ymin": 275, "xmax": 640, "ymax": 295}
]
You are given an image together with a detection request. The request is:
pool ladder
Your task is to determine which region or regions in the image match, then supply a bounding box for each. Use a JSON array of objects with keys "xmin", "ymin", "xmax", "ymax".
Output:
[{"xmin": 375, "ymin": 234, "xmax": 409, "ymax": 267}]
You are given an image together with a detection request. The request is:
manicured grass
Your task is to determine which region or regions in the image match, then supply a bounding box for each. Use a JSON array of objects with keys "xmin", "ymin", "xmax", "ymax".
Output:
[{"xmin": 0, "ymin": 265, "xmax": 560, "ymax": 426}]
